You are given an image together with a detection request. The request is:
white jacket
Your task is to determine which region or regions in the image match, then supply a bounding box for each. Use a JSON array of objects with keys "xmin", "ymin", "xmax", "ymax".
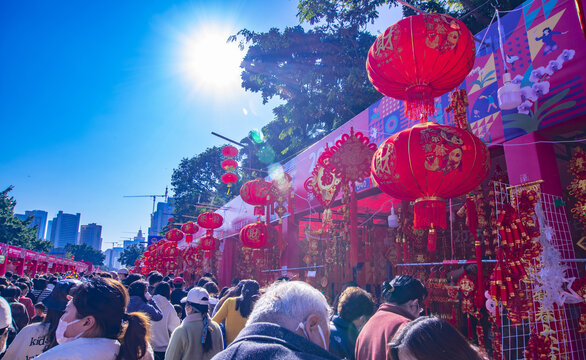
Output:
[
  {"xmin": 34, "ymin": 337, "xmax": 154, "ymax": 360},
  {"xmin": 4, "ymin": 322, "xmax": 49, "ymax": 360},
  {"xmin": 150, "ymin": 294, "xmax": 181, "ymax": 352}
]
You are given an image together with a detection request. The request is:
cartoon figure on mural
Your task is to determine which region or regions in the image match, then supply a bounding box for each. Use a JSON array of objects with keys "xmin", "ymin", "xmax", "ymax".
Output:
[
  {"xmin": 479, "ymin": 92, "xmax": 498, "ymax": 112},
  {"xmin": 534, "ymin": 27, "xmax": 567, "ymax": 55}
]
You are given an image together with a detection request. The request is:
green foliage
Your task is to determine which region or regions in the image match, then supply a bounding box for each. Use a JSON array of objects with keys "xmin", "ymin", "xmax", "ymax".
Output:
[
  {"xmin": 64, "ymin": 243, "xmax": 105, "ymax": 266},
  {"xmin": 118, "ymin": 244, "xmax": 145, "ymax": 268},
  {"xmin": 0, "ymin": 186, "xmax": 52, "ymax": 252}
]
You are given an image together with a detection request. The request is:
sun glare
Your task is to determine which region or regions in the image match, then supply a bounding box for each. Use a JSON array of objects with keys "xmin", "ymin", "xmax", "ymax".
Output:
[{"xmin": 178, "ymin": 24, "xmax": 244, "ymax": 94}]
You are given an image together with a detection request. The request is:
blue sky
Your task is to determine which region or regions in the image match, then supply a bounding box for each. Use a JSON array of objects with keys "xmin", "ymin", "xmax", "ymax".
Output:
[{"xmin": 1, "ymin": 1, "xmax": 400, "ymax": 250}]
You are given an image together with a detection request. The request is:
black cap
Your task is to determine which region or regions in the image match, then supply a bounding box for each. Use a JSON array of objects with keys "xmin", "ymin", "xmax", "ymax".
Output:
[{"xmin": 42, "ymin": 280, "xmax": 80, "ymax": 311}]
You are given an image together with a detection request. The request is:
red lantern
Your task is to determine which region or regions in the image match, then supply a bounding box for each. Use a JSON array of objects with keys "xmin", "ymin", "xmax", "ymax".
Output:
[
  {"xmin": 181, "ymin": 221, "xmax": 199, "ymax": 243},
  {"xmin": 240, "ymin": 222, "xmax": 270, "ymax": 249},
  {"xmin": 221, "ymin": 159, "xmax": 239, "ymax": 172},
  {"xmin": 199, "ymin": 235, "xmax": 217, "ymax": 251},
  {"xmin": 367, "ymin": 13, "xmax": 475, "ymax": 121},
  {"xmin": 371, "ymin": 123, "xmax": 489, "ymax": 229},
  {"xmin": 221, "ymin": 172, "xmax": 239, "ymax": 192},
  {"xmin": 165, "ymin": 228, "xmax": 184, "ymax": 242},
  {"xmin": 222, "ymin": 145, "xmax": 239, "ymax": 158},
  {"xmin": 168, "ymin": 217, "xmax": 175, "ymax": 224},
  {"xmin": 240, "ymin": 179, "xmax": 273, "ymax": 216},
  {"xmin": 143, "ymin": 251, "xmax": 151, "ymax": 258},
  {"xmin": 197, "ymin": 212, "xmax": 223, "ymax": 229}
]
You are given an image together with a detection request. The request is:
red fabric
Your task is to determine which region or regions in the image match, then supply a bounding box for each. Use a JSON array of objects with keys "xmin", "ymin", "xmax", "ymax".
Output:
[
  {"xmin": 19, "ymin": 296, "xmax": 34, "ymax": 318},
  {"xmin": 367, "ymin": 13, "xmax": 475, "ymax": 121},
  {"xmin": 355, "ymin": 304, "xmax": 416, "ymax": 360},
  {"xmin": 371, "ymin": 123, "xmax": 490, "ymax": 229}
]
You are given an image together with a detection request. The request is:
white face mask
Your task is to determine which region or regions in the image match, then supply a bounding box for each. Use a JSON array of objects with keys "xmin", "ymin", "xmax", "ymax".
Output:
[
  {"xmin": 296, "ymin": 321, "xmax": 327, "ymax": 349},
  {"xmin": 145, "ymin": 292, "xmax": 152, "ymax": 301},
  {"xmin": 55, "ymin": 318, "xmax": 84, "ymax": 344}
]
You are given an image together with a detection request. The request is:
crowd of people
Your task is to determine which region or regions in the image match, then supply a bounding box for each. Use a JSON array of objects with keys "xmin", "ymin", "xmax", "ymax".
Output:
[{"xmin": 0, "ymin": 269, "xmax": 487, "ymax": 360}]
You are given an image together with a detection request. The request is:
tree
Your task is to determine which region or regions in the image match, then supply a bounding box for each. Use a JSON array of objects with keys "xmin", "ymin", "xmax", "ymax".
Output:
[
  {"xmin": 64, "ymin": 243, "xmax": 105, "ymax": 266},
  {"xmin": 171, "ymin": 146, "xmax": 248, "ymax": 220},
  {"xmin": 118, "ymin": 244, "xmax": 145, "ymax": 268},
  {"xmin": 0, "ymin": 186, "xmax": 52, "ymax": 252}
]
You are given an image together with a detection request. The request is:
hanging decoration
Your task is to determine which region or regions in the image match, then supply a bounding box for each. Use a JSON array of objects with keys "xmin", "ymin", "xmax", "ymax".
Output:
[
  {"xmin": 221, "ymin": 173, "xmax": 239, "ymax": 194},
  {"xmin": 366, "ymin": 13, "xmax": 475, "ymax": 121},
  {"xmin": 371, "ymin": 122, "xmax": 490, "ymax": 236},
  {"xmin": 567, "ymin": 146, "xmax": 586, "ymax": 236},
  {"xmin": 197, "ymin": 211, "xmax": 223, "ymax": 258},
  {"xmin": 445, "ymin": 89, "xmax": 470, "ymax": 130},
  {"xmin": 457, "ymin": 270, "xmax": 476, "ymax": 339},
  {"xmin": 181, "ymin": 221, "xmax": 199, "ymax": 243},
  {"xmin": 240, "ymin": 222, "xmax": 270, "ymax": 249},
  {"xmin": 221, "ymin": 145, "xmax": 239, "ymax": 194},
  {"xmin": 240, "ymin": 179, "xmax": 273, "ymax": 217},
  {"xmin": 165, "ymin": 228, "xmax": 184, "ymax": 242},
  {"xmin": 269, "ymin": 169, "xmax": 294, "ymax": 257}
]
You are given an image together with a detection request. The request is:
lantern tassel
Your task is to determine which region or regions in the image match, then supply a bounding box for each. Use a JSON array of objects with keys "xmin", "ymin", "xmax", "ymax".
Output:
[
  {"xmin": 414, "ymin": 199, "xmax": 447, "ymax": 229},
  {"xmin": 427, "ymin": 226, "xmax": 437, "ymax": 252}
]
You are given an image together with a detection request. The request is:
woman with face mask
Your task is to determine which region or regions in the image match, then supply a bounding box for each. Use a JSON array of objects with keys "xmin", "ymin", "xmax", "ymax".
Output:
[
  {"xmin": 126, "ymin": 280, "xmax": 163, "ymax": 322},
  {"xmin": 35, "ymin": 277, "xmax": 153, "ymax": 360},
  {"xmin": 355, "ymin": 275, "xmax": 428, "ymax": 360}
]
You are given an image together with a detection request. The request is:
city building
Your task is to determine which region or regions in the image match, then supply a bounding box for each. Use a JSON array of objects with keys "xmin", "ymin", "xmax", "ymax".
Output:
[
  {"xmin": 148, "ymin": 198, "xmax": 174, "ymax": 237},
  {"xmin": 79, "ymin": 223, "xmax": 102, "ymax": 250},
  {"xmin": 104, "ymin": 247, "xmax": 124, "ymax": 270},
  {"xmin": 124, "ymin": 229, "xmax": 146, "ymax": 249},
  {"xmin": 50, "ymin": 211, "xmax": 81, "ymax": 249},
  {"xmin": 14, "ymin": 213, "xmax": 27, "ymax": 221},
  {"xmin": 25, "ymin": 210, "xmax": 48, "ymax": 240},
  {"xmin": 46, "ymin": 220, "xmax": 53, "ymax": 241}
]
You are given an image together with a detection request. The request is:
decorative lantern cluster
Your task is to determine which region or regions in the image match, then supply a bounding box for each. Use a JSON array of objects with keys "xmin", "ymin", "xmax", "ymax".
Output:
[
  {"xmin": 139, "ymin": 238, "xmax": 181, "ymax": 275},
  {"xmin": 197, "ymin": 212, "xmax": 223, "ymax": 256},
  {"xmin": 367, "ymin": 13, "xmax": 475, "ymax": 121},
  {"xmin": 221, "ymin": 145, "xmax": 239, "ymax": 194}
]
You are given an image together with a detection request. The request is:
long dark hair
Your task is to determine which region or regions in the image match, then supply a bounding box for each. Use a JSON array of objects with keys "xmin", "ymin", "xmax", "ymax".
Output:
[
  {"xmin": 128, "ymin": 281, "xmax": 148, "ymax": 303},
  {"xmin": 42, "ymin": 308, "xmax": 65, "ymax": 351},
  {"xmin": 382, "ymin": 275, "xmax": 428, "ymax": 305},
  {"xmin": 389, "ymin": 316, "xmax": 485, "ymax": 360},
  {"xmin": 235, "ymin": 280, "xmax": 260, "ymax": 318},
  {"xmin": 189, "ymin": 302, "xmax": 214, "ymax": 353},
  {"xmin": 215, "ymin": 282, "xmax": 243, "ymax": 314},
  {"xmin": 71, "ymin": 278, "xmax": 150, "ymax": 360}
]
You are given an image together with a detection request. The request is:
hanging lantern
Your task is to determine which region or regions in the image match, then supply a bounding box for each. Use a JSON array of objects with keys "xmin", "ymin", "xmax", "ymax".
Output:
[
  {"xmin": 222, "ymin": 145, "xmax": 239, "ymax": 158},
  {"xmin": 165, "ymin": 228, "xmax": 184, "ymax": 242},
  {"xmin": 367, "ymin": 13, "xmax": 475, "ymax": 121},
  {"xmin": 181, "ymin": 221, "xmax": 199, "ymax": 243},
  {"xmin": 199, "ymin": 235, "xmax": 217, "ymax": 251},
  {"xmin": 371, "ymin": 123, "xmax": 490, "ymax": 229},
  {"xmin": 240, "ymin": 222, "xmax": 270, "ymax": 249},
  {"xmin": 497, "ymin": 72, "xmax": 522, "ymax": 110},
  {"xmin": 168, "ymin": 217, "xmax": 175, "ymax": 224},
  {"xmin": 240, "ymin": 179, "xmax": 273, "ymax": 216},
  {"xmin": 197, "ymin": 212, "xmax": 223, "ymax": 230},
  {"xmin": 221, "ymin": 172, "xmax": 239, "ymax": 194},
  {"xmin": 221, "ymin": 159, "xmax": 239, "ymax": 172}
]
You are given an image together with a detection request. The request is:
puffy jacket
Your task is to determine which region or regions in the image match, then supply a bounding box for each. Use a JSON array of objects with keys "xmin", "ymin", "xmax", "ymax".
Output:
[{"xmin": 127, "ymin": 296, "xmax": 163, "ymax": 321}]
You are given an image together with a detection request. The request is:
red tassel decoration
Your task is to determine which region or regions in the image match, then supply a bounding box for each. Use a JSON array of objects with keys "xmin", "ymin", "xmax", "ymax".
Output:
[
  {"xmin": 427, "ymin": 226, "xmax": 437, "ymax": 252},
  {"xmin": 467, "ymin": 314, "xmax": 473, "ymax": 339},
  {"xmin": 414, "ymin": 199, "xmax": 447, "ymax": 229}
]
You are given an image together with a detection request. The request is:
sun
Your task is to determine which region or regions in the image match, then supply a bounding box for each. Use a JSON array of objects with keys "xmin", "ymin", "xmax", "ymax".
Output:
[{"xmin": 178, "ymin": 24, "xmax": 244, "ymax": 94}]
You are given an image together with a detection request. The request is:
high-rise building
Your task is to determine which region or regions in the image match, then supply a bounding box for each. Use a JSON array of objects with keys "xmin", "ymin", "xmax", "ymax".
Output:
[
  {"xmin": 148, "ymin": 198, "xmax": 174, "ymax": 237},
  {"xmin": 79, "ymin": 223, "xmax": 102, "ymax": 250},
  {"xmin": 25, "ymin": 210, "xmax": 48, "ymax": 240},
  {"xmin": 123, "ymin": 229, "xmax": 146, "ymax": 249},
  {"xmin": 104, "ymin": 247, "xmax": 124, "ymax": 269},
  {"xmin": 50, "ymin": 211, "xmax": 81, "ymax": 249},
  {"xmin": 46, "ymin": 220, "xmax": 53, "ymax": 241},
  {"xmin": 14, "ymin": 213, "xmax": 27, "ymax": 221}
]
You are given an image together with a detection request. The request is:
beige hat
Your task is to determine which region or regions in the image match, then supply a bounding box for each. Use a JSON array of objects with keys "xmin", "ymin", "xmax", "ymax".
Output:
[{"xmin": 181, "ymin": 287, "xmax": 210, "ymax": 305}]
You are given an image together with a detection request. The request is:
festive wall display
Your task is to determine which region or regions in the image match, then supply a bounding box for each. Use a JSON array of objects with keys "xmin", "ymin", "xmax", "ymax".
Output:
[
  {"xmin": 567, "ymin": 146, "xmax": 586, "ymax": 242},
  {"xmin": 367, "ymin": 13, "xmax": 475, "ymax": 121}
]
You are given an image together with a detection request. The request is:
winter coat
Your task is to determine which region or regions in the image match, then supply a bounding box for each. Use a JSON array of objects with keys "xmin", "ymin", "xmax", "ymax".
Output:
[
  {"xmin": 211, "ymin": 297, "xmax": 247, "ymax": 345},
  {"xmin": 150, "ymin": 294, "xmax": 181, "ymax": 353},
  {"xmin": 329, "ymin": 315, "xmax": 358, "ymax": 360},
  {"xmin": 211, "ymin": 322, "xmax": 339, "ymax": 360},
  {"xmin": 3, "ymin": 322, "xmax": 49, "ymax": 360},
  {"xmin": 127, "ymin": 295, "xmax": 163, "ymax": 321},
  {"xmin": 35, "ymin": 337, "xmax": 154, "ymax": 360},
  {"xmin": 165, "ymin": 312, "xmax": 223, "ymax": 360},
  {"xmin": 354, "ymin": 304, "xmax": 415, "ymax": 360}
]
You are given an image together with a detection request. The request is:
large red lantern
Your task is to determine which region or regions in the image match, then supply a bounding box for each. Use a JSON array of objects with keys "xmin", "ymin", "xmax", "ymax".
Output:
[
  {"xmin": 197, "ymin": 212, "xmax": 223, "ymax": 230},
  {"xmin": 240, "ymin": 179, "xmax": 273, "ymax": 216},
  {"xmin": 181, "ymin": 221, "xmax": 199, "ymax": 243},
  {"xmin": 165, "ymin": 228, "xmax": 184, "ymax": 242},
  {"xmin": 221, "ymin": 159, "xmax": 238, "ymax": 172},
  {"xmin": 240, "ymin": 222, "xmax": 270, "ymax": 249},
  {"xmin": 199, "ymin": 235, "xmax": 217, "ymax": 251},
  {"xmin": 367, "ymin": 13, "xmax": 475, "ymax": 121},
  {"xmin": 221, "ymin": 172, "xmax": 239, "ymax": 193},
  {"xmin": 371, "ymin": 123, "xmax": 489, "ymax": 229},
  {"xmin": 222, "ymin": 145, "xmax": 239, "ymax": 158}
]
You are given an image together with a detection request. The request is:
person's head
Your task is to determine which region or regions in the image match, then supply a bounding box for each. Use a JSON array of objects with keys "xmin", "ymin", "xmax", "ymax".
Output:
[
  {"xmin": 203, "ymin": 281, "xmax": 219, "ymax": 297},
  {"xmin": 59, "ymin": 277, "xmax": 150, "ymax": 360},
  {"xmin": 123, "ymin": 273, "xmax": 141, "ymax": 287},
  {"xmin": 117, "ymin": 268, "xmax": 129, "ymax": 281},
  {"xmin": 15, "ymin": 282, "xmax": 29, "ymax": 296},
  {"xmin": 41, "ymin": 279, "xmax": 79, "ymax": 350},
  {"xmin": 0, "ymin": 297, "xmax": 11, "ymax": 352},
  {"xmin": 34, "ymin": 277, "xmax": 48, "ymax": 290},
  {"xmin": 235, "ymin": 280, "xmax": 260, "ymax": 318},
  {"xmin": 181, "ymin": 287, "xmax": 215, "ymax": 352},
  {"xmin": 35, "ymin": 302, "xmax": 47, "ymax": 317},
  {"xmin": 196, "ymin": 277, "xmax": 212, "ymax": 287},
  {"xmin": 128, "ymin": 281, "xmax": 150, "ymax": 303},
  {"xmin": 172, "ymin": 277, "xmax": 185, "ymax": 289},
  {"xmin": 382, "ymin": 275, "xmax": 427, "ymax": 318},
  {"xmin": 0, "ymin": 277, "xmax": 8, "ymax": 287},
  {"xmin": 543, "ymin": 27, "xmax": 551, "ymax": 35},
  {"xmin": 154, "ymin": 282, "xmax": 171, "ymax": 300},
  {"xmin": 231, "ymin": 277, "xmax": 241, "ymax": 287},
  {"xmin": 2, "ymin": 286, "xmax": 21, "ymax": 302},
  {"xmin": 4, "ymin": 272, "xmax": 13, "ymax": 280},
  {"xmin": 247, "ymin": 281, "xmax": 331, "ymax": 350},
  {"xmin": 389, "ymin": 316, "xmax": 484, "ymax": 360},
  {"xmin": 148, "ymin": 273, "xmax": 163, "ymax": 288},
  {"xmin": 337, "ymin": 287, "xmax": 375, "ymax": 331}
]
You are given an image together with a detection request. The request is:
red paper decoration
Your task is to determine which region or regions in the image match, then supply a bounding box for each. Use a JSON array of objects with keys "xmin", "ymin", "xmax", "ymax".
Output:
[
  {"xmin": 181, "ymin": 221, "xmax": 199, "ymax": 243},
  {"xmin": 240, "ymin": 222, "xmax": 270, "ymax": 249},
  {"xmin": 371, "ymin": 123, "xmax": 489, "ymax": 229},
  {"xmin": 197, "ymin": 212, "xmax": 223, "ymax": 229},
  {"xmin": 222, "ymin": 145, "xmax": 238, "ymax": 158},
  {"xmin": 221, "ymin": 172, "xmax": 239, "ymax": 189},
  {"xmin": 165, "ymin": 228, "xmax": 184, "ymax": 242},
  {"xmin": 304, "ymin": 151, "xmax": 342, "ymax": 209},
  {"xmin": 367, "ymin": 13, "xmax": 475, "ymax": 121},
  {"xmin": 221, "ymin": 159, "xmax": 238, "ymax": 171},
  {"xmin": 240, "ymin": 179, "xmax": 273, "ymax": 216}
]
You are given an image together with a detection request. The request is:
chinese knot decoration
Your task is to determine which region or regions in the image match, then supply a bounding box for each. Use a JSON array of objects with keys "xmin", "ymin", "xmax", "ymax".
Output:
[
  {"xmin": 367, "ymin": 13, "xmax": 475, "ymax": 121},
  {"xmin": 221, "ymin": 145, "xmax": 239, "ymax": 194},
  {"xmin": 181, "ymin": 221, "xmax": 199, "ymax": 243},
  {"xmin": 371, "ymin": 122, "xmax": 490, "ymax": 231},
  {"xmin": 240, "ymin": 179, "xmax": 273, "ymax": 217}
]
